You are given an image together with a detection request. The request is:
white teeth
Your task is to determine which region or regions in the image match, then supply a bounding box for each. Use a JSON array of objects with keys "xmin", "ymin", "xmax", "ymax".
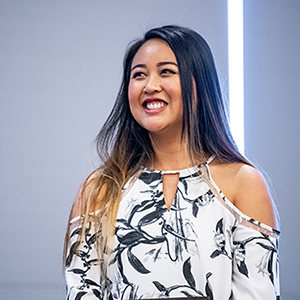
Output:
[{"xmin": 146, "ymin": 102, "xmax": 164, "ymax": 109}]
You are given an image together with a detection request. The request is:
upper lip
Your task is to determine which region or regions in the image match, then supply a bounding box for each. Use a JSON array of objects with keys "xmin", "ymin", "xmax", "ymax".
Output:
[{"xmin": 142, "ymin": 98, "xmax": 167, "ymax": 107}]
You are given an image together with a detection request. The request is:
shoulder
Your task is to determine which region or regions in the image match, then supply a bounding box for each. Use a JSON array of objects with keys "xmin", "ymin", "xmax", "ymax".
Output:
[
  {"xmin": 233, "ymin": 163, "xmax": 267, "ymax": 194},
  {"xmin": 70, "ymin": 170, "xmax": 107, "ymax": 220},
  {"xmin": 234, "ymin": 164, "xmax": 277, "ymax": 228},
  {"xmin": 209, "ymin": 160, "xmax": 277, "ymax": 229}
]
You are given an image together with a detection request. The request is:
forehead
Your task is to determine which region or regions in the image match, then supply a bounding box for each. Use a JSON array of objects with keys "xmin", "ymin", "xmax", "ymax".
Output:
[{"xmin": 132, "ymin": 38, "xmax": 177, "ymax": 65}]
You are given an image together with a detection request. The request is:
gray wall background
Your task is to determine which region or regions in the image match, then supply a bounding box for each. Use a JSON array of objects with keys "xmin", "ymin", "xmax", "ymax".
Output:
[
  {"xmin": 244, "ymin": 1, "xmax": 300, "ymax": 299},
  {"xmin": 0, "ymin": 1, "xmax": 298, "ymax": 299}
]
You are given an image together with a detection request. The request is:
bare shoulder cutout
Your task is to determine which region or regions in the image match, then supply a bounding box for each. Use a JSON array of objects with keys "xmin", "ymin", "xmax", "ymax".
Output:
[
  {"xmin": 70, "ymin": 172, "xmax": 107, "ymax": 220},
  {"xmin": 234, "ymin": 165, "xmax": 277, "ymax": 229},
  {"xmin": 209, "ymin": 161, "xmax": 277, "ymax": 229}
]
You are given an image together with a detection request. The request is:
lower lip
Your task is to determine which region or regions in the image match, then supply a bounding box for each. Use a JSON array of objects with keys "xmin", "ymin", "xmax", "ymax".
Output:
[{"xmin": 144, "ymin": 104, "xmax": 167, "ymax": 114}]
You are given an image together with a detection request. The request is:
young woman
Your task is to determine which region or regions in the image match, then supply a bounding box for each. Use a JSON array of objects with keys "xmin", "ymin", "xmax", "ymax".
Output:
[{"xmin": 64, "ymin": 25, "xmax": 280, "ymax": 300}]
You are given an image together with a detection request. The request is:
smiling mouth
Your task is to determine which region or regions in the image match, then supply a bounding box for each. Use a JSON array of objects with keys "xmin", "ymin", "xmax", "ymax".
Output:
[{"xmin": 143, "ymin": 99, "xmax": 167, "ymax": 110}]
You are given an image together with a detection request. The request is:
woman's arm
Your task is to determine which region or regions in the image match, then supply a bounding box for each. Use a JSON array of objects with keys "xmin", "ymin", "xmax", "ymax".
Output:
[{"xmin": 65, "ymin": 219, "xmax": 105, "ymax": 300}]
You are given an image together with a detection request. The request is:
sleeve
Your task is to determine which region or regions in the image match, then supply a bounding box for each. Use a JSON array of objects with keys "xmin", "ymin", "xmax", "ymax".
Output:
[
  {"xmin": 65, "ymin": 220, "xmax": 107, "ymax": 300},
  {"xmin": 231, "ymin": 224, "xmax": 280, "ymax": 300}
]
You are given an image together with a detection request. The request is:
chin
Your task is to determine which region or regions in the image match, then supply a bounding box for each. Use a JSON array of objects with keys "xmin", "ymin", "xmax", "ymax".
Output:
[{"xmin": 141, "ymin": 123, "xmax": 167, "ymax": 133}]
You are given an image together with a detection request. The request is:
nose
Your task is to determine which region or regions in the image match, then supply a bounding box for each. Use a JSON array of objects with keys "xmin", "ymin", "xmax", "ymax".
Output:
[{"xmin": 143, "ymin": 74, "xmax": 162, "ymax": 94}]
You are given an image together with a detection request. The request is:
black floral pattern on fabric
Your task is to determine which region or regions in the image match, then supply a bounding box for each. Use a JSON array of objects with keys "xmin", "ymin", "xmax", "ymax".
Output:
[
  {"xmin": 65, "ymin": 165, "xmax": 280, "ymax": 300},
  {"xmin": 210, "ymin": 218, "xmax": 231, "ymax": 259},
  {"xmin": 232, "ymin": 233, "xmax": 279, "ymax": 282},
  {"xmin": 111, "ymin": 170, "xmax": 215, "ymax": 299},
  {"xmin": 150, "ymin": 258, "xmax": 212, "ymax": 298},
  {"xmin": 66, "ymin": 223, "xmax": 104, "ymax": 300}
]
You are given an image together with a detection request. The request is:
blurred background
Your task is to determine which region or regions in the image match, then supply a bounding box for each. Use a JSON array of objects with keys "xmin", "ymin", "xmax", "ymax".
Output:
[{"xmin": 1, "ymin": 1, "xmax": 299, "ymax": 299}]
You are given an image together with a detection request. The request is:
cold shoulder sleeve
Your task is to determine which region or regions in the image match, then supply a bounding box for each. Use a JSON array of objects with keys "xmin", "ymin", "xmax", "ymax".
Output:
[
  {"xmin": 201, "ymin": 162, "xmax": 280, "ymax": 299},
  {"xmin": 65, "ymin": 218, "xmax": 107, "ymax": 300},
  {"xmin": 231, "ymin": 223, "xmax": 280, "ymax": 299}
]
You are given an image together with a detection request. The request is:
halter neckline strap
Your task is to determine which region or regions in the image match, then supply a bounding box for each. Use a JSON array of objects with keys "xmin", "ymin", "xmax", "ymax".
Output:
[{"xmin": 145, "ymin": 155, "xmax": 215, "ymax": 176}]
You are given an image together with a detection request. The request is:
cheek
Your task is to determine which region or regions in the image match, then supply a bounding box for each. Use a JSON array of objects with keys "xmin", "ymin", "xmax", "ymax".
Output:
[
  {"xmin": 128, "ymin": 83, "xmax": 140, "ymax": 119},
  {"xmin": 128, "ymin": 82, "xmax": 133, "ymax": 103},
  {"xmin": 170, "ymin": 83, "xmax": 183, "ymax": 104},
  {"xmin": 168, "ymin": 79, "xmax": 182, "ymax": 96},
  {"xmin": 128, "ymin": 81, "xmax": 139, "ymax": 106}
]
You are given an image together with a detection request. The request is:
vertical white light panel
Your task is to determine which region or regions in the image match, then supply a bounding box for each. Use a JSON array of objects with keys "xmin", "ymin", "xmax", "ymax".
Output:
[{"xmin": 227, "ymin": 0, "xmax": 244, "ymax": 153}]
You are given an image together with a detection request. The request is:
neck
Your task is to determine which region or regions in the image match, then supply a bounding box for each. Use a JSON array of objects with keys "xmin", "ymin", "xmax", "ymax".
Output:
[{"xmin": 149, "ymin": 132, "xmax": 202, "ymax": 171}]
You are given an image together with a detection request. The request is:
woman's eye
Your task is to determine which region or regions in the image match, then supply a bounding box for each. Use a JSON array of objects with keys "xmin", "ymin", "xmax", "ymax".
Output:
[
  {"xmin": 132, "ymin": 71, "xmax": 146, "ymax": 79},
  {"xmin": 161, "ymin": 68, "xmax": 176, "ymax": 75}
]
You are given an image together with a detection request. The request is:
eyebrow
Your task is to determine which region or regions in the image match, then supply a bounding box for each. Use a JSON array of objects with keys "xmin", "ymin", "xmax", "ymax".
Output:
[{"xmin": 131, "ymin": 61, "xmax": 178, "ymax": 71}]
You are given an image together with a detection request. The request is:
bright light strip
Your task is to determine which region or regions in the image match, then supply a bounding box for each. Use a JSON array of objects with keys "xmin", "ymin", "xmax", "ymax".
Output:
[{"xmin": 227, "ymin": 0, "xmax": 244, "ymax": 154}]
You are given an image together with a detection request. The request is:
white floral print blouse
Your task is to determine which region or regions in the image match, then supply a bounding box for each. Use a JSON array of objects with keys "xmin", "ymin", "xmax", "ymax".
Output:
[{"xmin": 65, "ymin": 159, "xmax": 280, "ymax": 300}]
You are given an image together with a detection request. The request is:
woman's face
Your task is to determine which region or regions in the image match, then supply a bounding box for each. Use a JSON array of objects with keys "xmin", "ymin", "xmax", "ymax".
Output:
[{"xmin": 128, "ymin": 39, "xmax": 183, "ymax": 138}]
